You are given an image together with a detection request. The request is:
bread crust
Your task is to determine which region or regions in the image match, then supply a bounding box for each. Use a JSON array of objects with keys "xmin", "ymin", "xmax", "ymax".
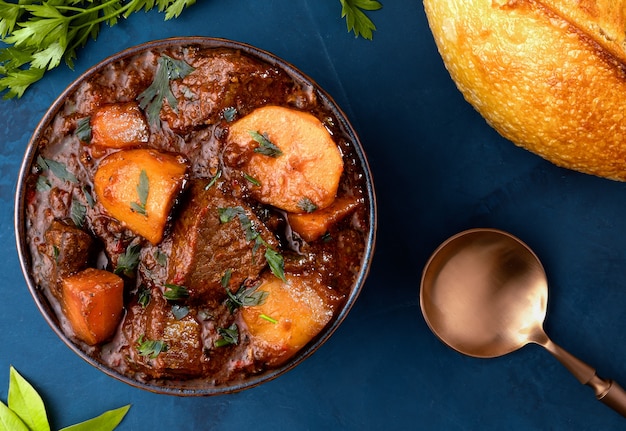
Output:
[{"xmin": 424, "ymin": 0, "xmax": 626, "ymax": 180}]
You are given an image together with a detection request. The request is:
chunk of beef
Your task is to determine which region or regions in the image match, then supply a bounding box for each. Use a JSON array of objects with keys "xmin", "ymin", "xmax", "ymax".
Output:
[
  {"xmin": 167, "ymin": 180, "xmax": 279, "ymax": 304},
  {"xmin": 160, "ymin": 49, "xmax": 296, "ymax": 133},
  {"xmin": 122, "ymin": 288, "xmax": 209, "ymax": 379},
  {"xmin": 44, "ymin": 219, "xmax": 94, "ymax": 298}
]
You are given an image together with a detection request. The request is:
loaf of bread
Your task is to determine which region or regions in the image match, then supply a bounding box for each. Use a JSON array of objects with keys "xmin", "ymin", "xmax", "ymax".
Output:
[{"xmin": 424, "ymin": 0, "xmax": 626, "ymax": 180}]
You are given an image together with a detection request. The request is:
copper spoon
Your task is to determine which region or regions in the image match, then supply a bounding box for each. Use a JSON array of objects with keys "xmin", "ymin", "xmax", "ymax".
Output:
[{"xmin": 420, "ymin": 228, "xmax": 626, "ymax": 417}]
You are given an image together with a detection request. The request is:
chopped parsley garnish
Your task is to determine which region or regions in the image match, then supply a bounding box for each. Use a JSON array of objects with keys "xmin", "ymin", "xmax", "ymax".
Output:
[
  {"xmin": 70, "ymin": 197, "xmax": 86, "ymax": 228},
  {"xmin": 214, "ymin": 324, "xmax": 239, "ymax": 347},
  {"xmin": 75, "ymin": 116, "xmax": 92, "ymax": 143},
  {"xmin": 260, "ymin": 314, "xmax": 278, "ymax": 324},
  {"xmin": 35, "ymin": 175, "xmax": 51, "ymax": 192},
  {"xmin": 114, "ymin": 243, "xmax": 141, "ymax": 277},
  {"xmin": 171, "ymin": 304, "xmax": 189, "ymax": 320},
  {"xmin": 154, "ymin": 250, "xmax": 167, "ymax": 266},
  {"xmin": 223, "ymin": 107, "xmax": 237, "ymax": 122},
  {"xmin": 130, "ymin": 169, "xmax": 149, "ymax": 216},
  {"xmin": 136, "ymin": 335, "xmax": 168, "ymax": 359},
  {"xmin": 249, "ymin": 131, "xmax": 282, "ymax": 157},
  {"xmin": 163, "ymin": 283, "xmax": 189, "ymax": 301},
  {"xmin": 225, "ymin": 281, "xmax": 268, "ymax": 314},
  {"xmin": 297, "ymin": 197, "xmax": 318, "ymax": 213},
  {"xmin": 138, "ymin": 287, "xmax": 151, "ymax": 308},
  {"xmin": 243, "ymin": 173, "xmax": 260, "ymax": 186},
  {"xmin": 218, "ymin": 206, "xmax": 286, "ymax": 281},
  {"xmin": 82, "ymin": 185, "xmax": 95, "ymax": 208},
  {"xmin": 36, "ymin": 155, "xmax": 77, "ymax": 183},
  {"xmin": 137, "ymin": 54, "xmax": 195, "ymax": 126},
  {"xmin": 204, "ymin": 169, "xmax": 222, "ymax": 190}
]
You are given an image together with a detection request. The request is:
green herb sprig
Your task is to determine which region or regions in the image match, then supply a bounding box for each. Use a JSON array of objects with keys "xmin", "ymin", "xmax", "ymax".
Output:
[
  {"xmin": 137, "ymin": 54, "xmax": 195, "ymax": 126},
  {"xmin": 136, "ymin": 335, "xmax": 168, "ymax": 359},
  {"xmin": 1, "ymin": 366, "xmax": 130, "ymax": 431},
  {"xmin": 0, "ymin": 0, "xmax": 196, "ymax": 99},
  {"xmin": 340, "ymin": 0, "xmax": 383, "ymax": 40},
  {"xmin": 214, "ymin": 324, "xmax": 238, "ymax": 347},
  {"xmin": 130, "ymin": 169, "xmax": 149, "ymax": 216}
]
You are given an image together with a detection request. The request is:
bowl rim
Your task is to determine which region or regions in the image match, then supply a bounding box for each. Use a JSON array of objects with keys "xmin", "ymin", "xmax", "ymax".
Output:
[{"xmin": 14, "ymin": 36, "xmax": 377, "ymax": 396}]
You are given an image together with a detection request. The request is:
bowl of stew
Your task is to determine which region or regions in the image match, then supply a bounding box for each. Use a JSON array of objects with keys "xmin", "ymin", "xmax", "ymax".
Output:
[{"xmin": 15, "ymin": 37, "xmax": 376, "ymax": 395}]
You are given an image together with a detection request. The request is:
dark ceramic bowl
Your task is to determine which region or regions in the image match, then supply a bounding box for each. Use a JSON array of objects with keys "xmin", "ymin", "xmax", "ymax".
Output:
[{"xmin": 14, "ymin": 37, "xmax": 376, "ymax": 395}]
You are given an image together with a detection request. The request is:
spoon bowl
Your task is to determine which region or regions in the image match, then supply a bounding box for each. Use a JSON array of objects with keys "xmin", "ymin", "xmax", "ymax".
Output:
[{"xmin": 420, "ymin": 228, "xmax": 626, "ymax": 416}]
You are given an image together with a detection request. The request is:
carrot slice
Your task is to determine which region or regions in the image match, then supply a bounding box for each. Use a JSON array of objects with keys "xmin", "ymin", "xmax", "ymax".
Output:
[
  {"xmin": 62, "ymin": 268, "xmax": 124, "ymax": 345},
  {"xmin": 287, "ymin": 196, "xmax": 360, "ymax": 242}
]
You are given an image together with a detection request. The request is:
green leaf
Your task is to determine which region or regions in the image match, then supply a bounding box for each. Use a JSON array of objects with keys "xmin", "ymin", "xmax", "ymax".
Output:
[
  {"xmin": 136, "ymin": 335, "xmax": 168, "ymax": 359},
  {"xmin": 137, "ymin": 54, "xmax": 194, "ymax": 126},
  {"xmin": 7, "ymin": 366, "xmax": 50, "ymax": 431},
  {"xmin": 164, "ymin": 0, "xmax": 196, "ymax": 20},
  {"xmin": 70, "ymin": 197, "xmax": 86, "ymax": 228},
  {"xmin": 225, "ymin": 281, "xmax": 268, "ymax": 313},
  {"xmin": 59, "ymin": 405, "xmax": 131, "ymax": 431},
  {"xmin": 37, "ymin": 155, "xmax": 78, "ymax": 183},
  {"xmin": 75, "ymin": 117, "xmax": 92, "ymax": 143},
  {"xmin": 249, "ymin": 130, "xmax": 282, "ymax": 157},
  {"xmin": 339, "ymin": 0, "xmax": 382, "ymax": 40},
  {"xmin": 163, "ymin": 283, "xmax": 189, "ymax": 301},
  {"xmin": 0, "ymin": 400, "xmax": 29, "ymax": 431},
  {"xmin": 214, "ymin": 324, "xmax": 239, "ymax": 347},
  {"xmin": 114, "ymin": 242, "xmax": 141, "ymax": 277}
]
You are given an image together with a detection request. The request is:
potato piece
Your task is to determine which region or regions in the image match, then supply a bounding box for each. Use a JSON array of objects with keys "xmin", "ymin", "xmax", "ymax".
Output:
[
  {"xmin": 94, "ymin": 149, "xmax": 188, "ymax": 244},
  {"xmin": 241, "ymin": 273, "xmax": 333, "ymax": 366},
  {"xmin": 90, "ymin": 102, "xmax": 149, "ymax": 148},
  {"xmin": 228, "ymin": 106, "xmax": 343, "ymax": 212},
  {"xmin": 287, "ymin": 196, "xmax": 360, "ymax": 242},
  {"xmin": 61, "ymin": 268, "xmax": 124, "ymax": 345}
]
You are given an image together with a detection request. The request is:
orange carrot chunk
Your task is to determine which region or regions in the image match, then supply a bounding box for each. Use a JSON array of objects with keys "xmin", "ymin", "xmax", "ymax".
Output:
[
  {"xmin": 287, "ymin": 196, "xmax": 360, "ymax": 242},
  {"xmin": 90, "ymin": 102, "xmax": 149, "ymax": 149},
  {"xmin": 61, "ymin": 268, "xmax": 124, "ymax": 345}
]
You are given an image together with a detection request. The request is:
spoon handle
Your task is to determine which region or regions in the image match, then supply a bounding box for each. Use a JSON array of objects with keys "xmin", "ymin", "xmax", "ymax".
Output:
[{"xmin": 542, "ymin": 339, "xmax": 626, "ymax": 417}]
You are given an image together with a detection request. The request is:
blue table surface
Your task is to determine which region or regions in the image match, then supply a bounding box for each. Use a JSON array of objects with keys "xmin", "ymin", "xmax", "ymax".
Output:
[{"xmin": 2, "ymin": 1, "xmax": 626, "ymax": 429}]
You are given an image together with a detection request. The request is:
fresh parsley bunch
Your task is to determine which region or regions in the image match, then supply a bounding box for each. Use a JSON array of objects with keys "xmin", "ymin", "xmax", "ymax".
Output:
[{"xmin": 0, "ymin": 0, "xmax": 196, "ymax": 99}]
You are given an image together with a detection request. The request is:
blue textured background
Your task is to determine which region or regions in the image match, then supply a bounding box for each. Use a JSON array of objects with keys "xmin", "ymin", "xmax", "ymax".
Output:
[{"xmin": 2, "ymin": 1, "xmax": 626, "ymax": 429}]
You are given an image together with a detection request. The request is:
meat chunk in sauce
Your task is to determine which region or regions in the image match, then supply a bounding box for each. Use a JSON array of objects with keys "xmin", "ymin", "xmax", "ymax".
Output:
[
  {"xmin": 122, "ymin": 288, "xmax": 209, "ymax": 379},
  {"xmin": 167, "ymin": 180, "xmax": 279, "ymax": 304},
  {"xmin": 43, "ymin": 219, "xmax": 94, "ymax": 298}
]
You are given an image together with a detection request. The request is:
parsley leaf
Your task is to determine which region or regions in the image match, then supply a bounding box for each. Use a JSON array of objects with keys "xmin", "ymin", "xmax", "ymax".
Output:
[
  {"xmin": 297, "ymin": 197, "xmax": 318, "ymax": 213},
  {"xmin": 163, "ymin": 283, "xmax": 189, "ymax": 301},
  {"xmin": 249, "ymin": 130, "xmax": 282, "ymax": 157},
  {"xmin": 114, "ymin": 243, "xmax": 141, "ymax": 277},
  {"xmin": 214, "ymin": 324, "xmax": 239, "ymax": 347},
  {"xmin": 0, "ymin": 1, "xmax": 197, "ymax": 99},
  {"xmin": 70, "ymin": 197, "xmax": 86, "ymax": 228},
  {"xmin": 225, "ymin": 281, "xmax": 268, "ymax": 313},
  {"xmin": 37, "ymin": 155, "xmax": 77, "ymax": 183},
  {"xmin": 136, "ymin": 335, "xmax": 168, "ymax": 359},
  {"xmin": 130, "ymin": 169, "xmax": 149, "ymax": 216},
  {"xmin": 339, "ymin": 0, "xmax": 382, "ymax": 40},
  {"xmin": 75, "ymin": 116, "xmax": 92, "ymax": 143},
  {"xmin": 137, "ymin": 54, "xmax": 195, "ymax": 126}
]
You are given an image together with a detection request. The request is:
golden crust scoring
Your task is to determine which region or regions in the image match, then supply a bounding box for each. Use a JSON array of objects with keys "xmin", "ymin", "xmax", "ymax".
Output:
[{"xmin": 424, "ymin": 0, "xmax": 626, "ymax": 180}]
